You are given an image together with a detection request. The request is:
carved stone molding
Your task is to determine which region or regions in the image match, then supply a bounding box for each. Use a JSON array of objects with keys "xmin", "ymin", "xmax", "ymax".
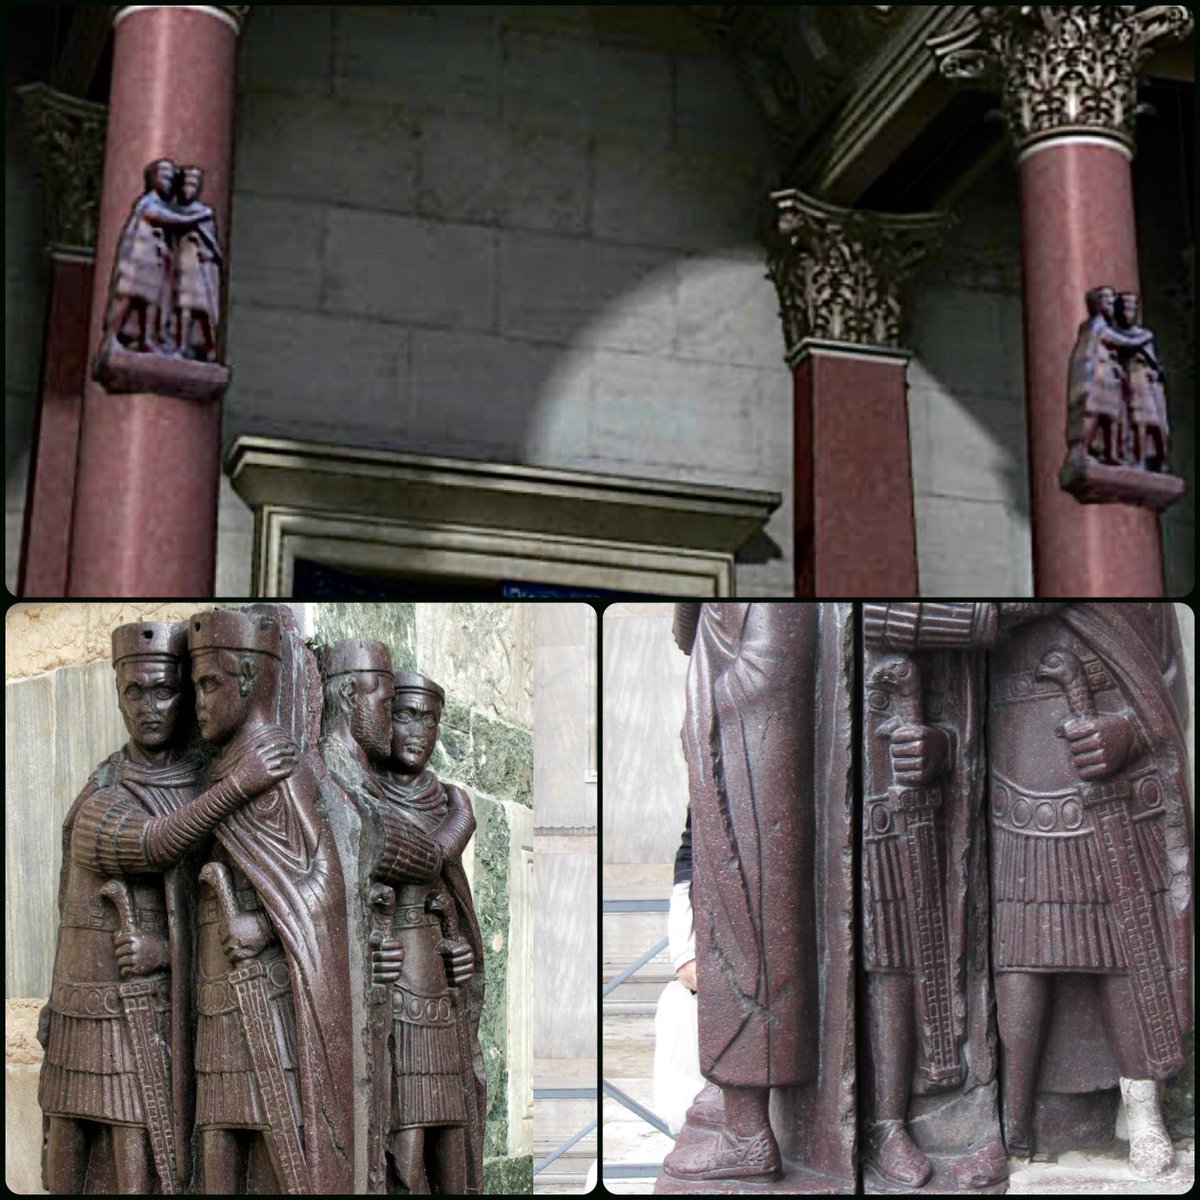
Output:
[
  {"xmin": 767, "ymin": 190, "xmax": 948, "ymax": 356},
  {"xmin": 931, "ymin": 5, "xmax": 1194, "ymax": 155},
  {"xmin": 18, "ymin": 83, "xmax": 108, "ymax": 257},
  {"xmin": 684, "ymin": 6, "xmax": 901, "ymax": 144}
]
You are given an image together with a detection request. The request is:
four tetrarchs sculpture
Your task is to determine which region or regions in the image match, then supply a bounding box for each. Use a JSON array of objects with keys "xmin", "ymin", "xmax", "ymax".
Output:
[
  {"xmin": 661, "ymin": 602, "xmax": 1191, "ymax": 1195},
  {"xmin": 38, "ymin": 608, "xmax": 485, "ymax": 1194},
  {"xmin": 1061, "ymin": 287, "xmax": 1186, "ymax": 512},
  {"xmin": 93, "ymin": 159, "xmax": 231, "ymax": 401}
]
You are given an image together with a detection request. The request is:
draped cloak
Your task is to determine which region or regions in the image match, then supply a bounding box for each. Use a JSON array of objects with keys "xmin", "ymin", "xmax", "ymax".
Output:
[
  {"xmin": 681, "ymin": 603, "xmax": 819, "ymax": 1088},
  {"xmin": 206, "ymin": 723, "xmax": 355, "ymax": 1194}
]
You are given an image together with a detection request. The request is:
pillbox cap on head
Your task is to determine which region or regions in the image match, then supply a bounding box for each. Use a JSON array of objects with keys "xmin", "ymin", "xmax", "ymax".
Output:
[
  {"xmin": 112, "ymin": 621, "xmax": 187, "ymax": 666},
  {"xmin": 319, "ymin": 639, "xmax": 393, "ymax": 680},
  {"xmin": 392, "ymin": 671, "xmax": 445, "ymax": 707},
  {"xmin": 187, "ymin": 609, "xmax": 282, "ymax": 659}
]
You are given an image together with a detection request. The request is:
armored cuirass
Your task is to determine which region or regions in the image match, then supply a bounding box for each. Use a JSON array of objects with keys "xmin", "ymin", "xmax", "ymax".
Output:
[{"xmin": 989, "ymin": 613, "xmax": 1169, "ymax": 974}]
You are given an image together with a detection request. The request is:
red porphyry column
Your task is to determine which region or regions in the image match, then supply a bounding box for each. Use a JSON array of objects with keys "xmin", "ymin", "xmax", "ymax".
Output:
[
  {"xmin": 793, "ymin": 346, "xmax": 918, "ymax": 596},
  {"xmin": 67, "ymin": 5, "xmax": 246, "ymax": 597},
  {"xmin": 770, "ymin": 190, "xmax": 944, "ymax": 597},
  {"xmin": 1017, "ymin": 138, "xmax": 1161, "ymax": 595},
  {"xmin": 16, "ymin": 84, "xmax": 107, "ymax": 596},
  {"xmin": 934, "ymin": 5, "xmax": 1194, "ymax": 597}
]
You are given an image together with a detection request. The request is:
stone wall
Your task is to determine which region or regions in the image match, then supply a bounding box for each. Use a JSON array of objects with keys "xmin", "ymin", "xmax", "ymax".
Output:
[
  {"xmin": 4, "ymin": 601, "xmax": 539, "ymax": 1194},
  {"xmin": 906, "ymin": 159, "xmax": 1032, "ymax": 597},
  {"xmin": 215, "ymin": 4, "xmax": 790, "ymax": 597}
]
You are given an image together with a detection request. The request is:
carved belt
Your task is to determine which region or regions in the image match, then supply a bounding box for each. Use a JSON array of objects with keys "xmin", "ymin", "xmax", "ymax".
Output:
[
  {"xmin": 993, "ymin": 656, "xmax": 1114, "ymax": 705},
  {"xmin": 393, "ymin": 906, "xmax": 440, "ymax": 929},
  {"xmin": 51, "ymin": 976, "xmax": 168, "ymax": 1019},
  {"xmin": 393, "ymin": 987, "xmax": 455, "ymax": 1026},
  {"xmin": 993, "ymin": 772, "xmax": 1164, "ymax": 834},
  {"xmin": 197, "ymin": 887, "xmax": 262, "ymax": 925},
  {"xmin": 61, "ymin": 901, "xmax": 168, "ymax": 934},
  {"xmin": 197, "ymin": 958, "xmax": 291, "ymax": 1015}
]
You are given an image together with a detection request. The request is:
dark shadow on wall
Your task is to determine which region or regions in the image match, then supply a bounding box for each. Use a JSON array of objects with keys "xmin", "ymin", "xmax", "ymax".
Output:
[
  {"xmin": 1136, "ymin": 80, "xmax": 1195, "ymax": 598},
  {"xmin": 4, "ymin": 13, "xmax": 54, "ymax": 583}
]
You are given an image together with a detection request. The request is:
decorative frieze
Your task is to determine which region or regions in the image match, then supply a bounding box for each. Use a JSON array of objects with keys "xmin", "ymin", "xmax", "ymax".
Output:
[
  {"xmin": 931, "ymin": 6, "xmax": 1194, "ymax": 155},
  {"xmin": 767, "ymin": 189, "xmax": 947, "ymax": 356},
  {"xmin": 18, "ymin": 83, "xmax": 107, "ymax": 257}
]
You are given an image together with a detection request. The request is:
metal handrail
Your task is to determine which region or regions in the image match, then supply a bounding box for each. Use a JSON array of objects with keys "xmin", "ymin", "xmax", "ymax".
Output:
[
  {"xmin": 533, "ymin": 1086, "xmax": 598, "ymax": 1178},
  {"xmin": 602, "ymin": 900, "xmax": 680, "ymax": 1179}
]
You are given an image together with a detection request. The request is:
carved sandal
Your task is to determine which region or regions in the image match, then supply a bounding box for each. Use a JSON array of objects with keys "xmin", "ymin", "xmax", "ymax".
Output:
[
  {"xmin": 866, "ymin": 1120, "xmax": 934, "ymax": 1189},
  {"xmin": 664, "ymin": 1125, "xmax": 782, "ymax": 1182}
]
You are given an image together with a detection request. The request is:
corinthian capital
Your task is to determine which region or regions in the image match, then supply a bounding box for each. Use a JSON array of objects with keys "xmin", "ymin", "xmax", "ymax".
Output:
[
  {"xmin": 767, "ymin": 190, "xmax": 947, "ymax": 358},
  {"xmin": 113, "ymin": 6, "xmax": 252, "ymax": 34},
  {"xmin": 18, "ymin": 83, "xmax": 108, "ymax": 256},
  {"xmin": 931, "ymin": 5, "xmax": 1194, "ymax": 155}
]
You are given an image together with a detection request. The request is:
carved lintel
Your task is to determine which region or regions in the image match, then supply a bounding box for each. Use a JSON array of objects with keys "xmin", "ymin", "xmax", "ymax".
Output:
[
  {"xmin": 766, "ymin": 189, "xmax": 949, "ymax": 358},
  {"xmin": 18, "ymin": 83, "xmax": 108, "ymax": 257},
  {"xmin": 931, "ymin": 5, "xmax": 1195, "ymax": 155}
]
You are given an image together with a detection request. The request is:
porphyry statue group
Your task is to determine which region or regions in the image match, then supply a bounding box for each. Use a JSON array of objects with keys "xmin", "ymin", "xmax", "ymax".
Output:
[
  {"xmin": 662, "ymin": 602, "xmax": 1190, "ymax": 1194},
  {"xmin": 37, "ymin": 608, "xmax": 485, "ymax": 1194},
  {"xmin": 1068, "ymin": 287, "xmax": 1173, "ymax": 474}
]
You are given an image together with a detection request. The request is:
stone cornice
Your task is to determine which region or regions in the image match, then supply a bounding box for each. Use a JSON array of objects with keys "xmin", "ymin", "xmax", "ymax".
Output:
[
  {"xmin": 18, "ymin": 83, "xmax": 108, "ymax": 256},
  {"xmin": 766, "ymin": 190, "xmax": 949, "ymax": 357},
  {"xmin": 931, "ymin": 5, "xmax": 1194, "ymax": 154},
  {"xmin": 684, "ymin": 6, "xmax": 903, "ymax": 145},
  {"xmin": 794, "ymin": 6, "xmax": 978, "ymax": 201}
]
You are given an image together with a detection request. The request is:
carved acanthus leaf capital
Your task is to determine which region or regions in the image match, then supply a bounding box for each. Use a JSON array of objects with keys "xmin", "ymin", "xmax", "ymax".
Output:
[
  {"xmin": 931, "ymin": 5, "xmax": 1194, "ymax": 154},
  {"xmin": 18, "ymin": 83, "xmax": 108, "ymax": 255},
  {"xmin": 766, "ymin": 190, "xmax": 948, "ymax": 357},
  {"xmin": 112, "ymin": 6, "xmax": 252, "ymax": 33}
]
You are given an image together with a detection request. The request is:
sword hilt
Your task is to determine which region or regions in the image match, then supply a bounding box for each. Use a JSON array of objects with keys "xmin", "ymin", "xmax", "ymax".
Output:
[
  {"xmin": 368, "ymin": 883, "xmax": 396, "ymax": 944},
  {"xmin": 100, "ymin": 878, "xmax": 138, "ymax": 937},
  {"xmin": 1037, "ymin": 648, "xmax": 1096, "ymax": 730},
  {"xmin": 198, "ymin": 861, "xmax": 240, "ymax": 961}
]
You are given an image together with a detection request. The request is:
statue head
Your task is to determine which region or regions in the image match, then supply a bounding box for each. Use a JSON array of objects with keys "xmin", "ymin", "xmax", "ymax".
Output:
[
  {"xmin": 1115, "ymin": 292, "xmax": 1141, "ymax": 330},
  {"xmin": 389, "ymin": 671, "xmax": 446, "ymax": 775},
  {"xmin": 111, "ymin": 622, "xmax": 189, "ymax": 752},
  {"xmin": 319, "ymin": 639, "xmax": 395, "ymax": 764},
  {"xmin": 1085, "ymin": 286, "xmax": 1117, "ymax": 321},
  {"xmin": 187, "ymin": 609, "xmax": 282, "ymax": 745},
  {"xmin": 179, "ymin": 166, "xmax": 204, "ymax": 205},
  {"xmin": 144, "ymin": 158, "xmax": 178, "ymax": 201}
]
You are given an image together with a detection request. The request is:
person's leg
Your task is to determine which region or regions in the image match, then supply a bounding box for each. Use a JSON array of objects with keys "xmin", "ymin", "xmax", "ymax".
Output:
[
  {"xmin": 1099, "ymin": 974, "xmax": 1175, "ymax": 1177},
  {"xmin": 199, "ymin": 1127, "xmax": 244, "ymax": 1194},
  {"xmin": 44, "ymin": 1117, "xmax": 89, "ymax": 1193},
  {"xmin": 995, "ymin": 971, "xmax": 1053, "ymax": 1155},
  {"xmin": 111, "ymin": 1124, "xmax": 153, "ymax": 1193},
  {"xmin": 426, "ymin": 1125, "xmax": 468, "ymax": 1194},
  {"xmin": 389, "ymin": 1127, "xmax": 429, "ymax": 1194},
  {"xmin": 247, "ymin": 1129, "xmax": 284, "ymax": 1192},
  {"xmin": 863, "ymin": 973, "xmax": 932, "ymax": 1186}
]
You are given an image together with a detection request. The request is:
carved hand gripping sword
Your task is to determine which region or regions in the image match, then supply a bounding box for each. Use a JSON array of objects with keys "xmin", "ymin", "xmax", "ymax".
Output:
[
  {"xmin": 367, "ymin": 883, "xmax": 397, "ymax": 1195},
  {"xmin": 871, "ymin": 655, "xmax": 963, "ymax": 1089},
  {"xmin": 1037, "ymin": 649, "xmax": 1184, "ymax": 1074},
  {"xmin": 198, "ymin": 861, "xmax": 312, "ymax": 1193},
  {"xmin": 100, "ymin": 879, "xmax": 179, "ymax": 1194}
]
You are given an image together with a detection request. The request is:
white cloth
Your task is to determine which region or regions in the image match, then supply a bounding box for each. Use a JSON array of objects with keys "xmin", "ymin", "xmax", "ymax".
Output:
[
  {"xmin": 667, "ymin": 881, "xmax": 696, "ymax": 973},
  {"xmin": 653, "ymin": 979, "xmax": 705, "ymax": 1136}
]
